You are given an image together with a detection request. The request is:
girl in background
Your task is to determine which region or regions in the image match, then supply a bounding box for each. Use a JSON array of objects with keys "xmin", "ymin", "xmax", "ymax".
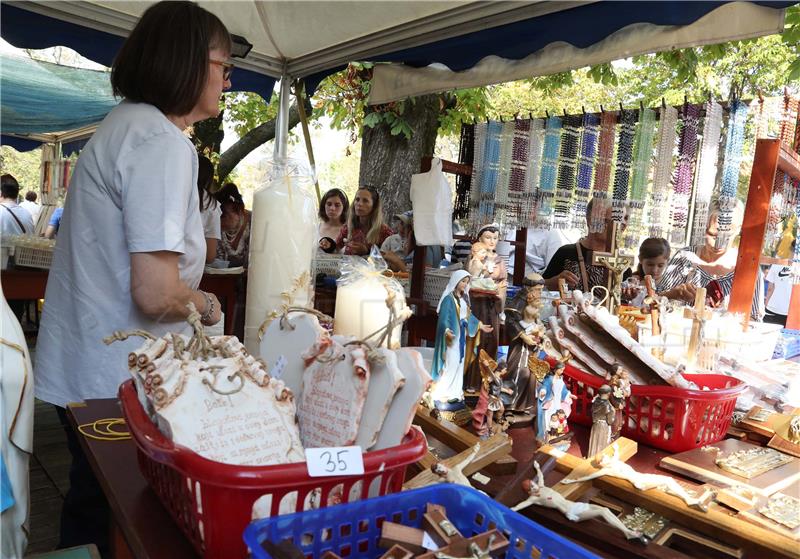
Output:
[
  {"xmin": 197, "ymin": 155, "xmax": 221, "ymax": 263},
  {"xmin": 318, "ymin": 188, "xmax": 349, "ymax": 242}
]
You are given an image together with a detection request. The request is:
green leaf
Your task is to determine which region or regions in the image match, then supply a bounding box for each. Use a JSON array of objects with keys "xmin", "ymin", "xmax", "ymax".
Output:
[{"xmin": 788, "ymin": 57, "xmax": 800, "ymax": 81}]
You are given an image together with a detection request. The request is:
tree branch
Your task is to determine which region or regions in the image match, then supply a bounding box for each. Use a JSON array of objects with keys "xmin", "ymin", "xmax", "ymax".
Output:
[{"xmin": 217, "ymin": 96, "xmax": 312, "ymax": 182}]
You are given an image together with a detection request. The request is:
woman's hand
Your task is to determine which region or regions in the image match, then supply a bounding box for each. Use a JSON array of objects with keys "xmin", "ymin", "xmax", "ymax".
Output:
[
  {"xmin": 544, "ymin": 270, "xmax": 579, "ymax": 291},
  {"xmin": 347, "ymin": 241, "xmax": 369, "ymax": 255}
]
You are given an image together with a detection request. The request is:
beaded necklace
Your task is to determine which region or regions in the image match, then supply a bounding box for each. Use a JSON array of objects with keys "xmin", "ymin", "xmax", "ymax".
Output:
[
  {"xmin": 507, "ymin": 119, "xmax": 531, "ymax": 229},
  {"xmin": 554, "ymin": 115, "xmax": 582, "ymax": 229},
  {"xmin": 649, "ymin": 105, "xmax": 678, "ymax": 238},
  {"xmin": 494, "ymin": 120, "xmax": 516, "ymax": 229},
  {"xmin": 525, "ymin": 119, "xmax": 545, "ymax": 226},
  {"xmin": 454, "ymin": 123, "xmax": 475, "ymax": 219},
  {"xmin": 469, "ymin": 122, "xmax": 487, "ymax": 231},
  {"xmin": 611, "ymin": 109, "xmax": 637, "ymax": 224},
  {"xmin": 690, "ymin": 101, "xmax": 723, "ymax": 247},
  {"xmin": 574, "ymin": 113, "xmax": 600, "ymax": 230},
  {"xmin": 536, "ymin": 116, "xmax": 562, "ymax": 228},
  {"xmin": 625, "ymin": 107, "xmax": 657, "ymax": 248},
  {"xmin": 477, "ymin": 120, "xmax": 504, "ymax": 230},
  {"xmin": 780, "ymin": 94, "xmax": 799, "ymax": 148},
  {"xmin": 717, "ymin": 100, "xmax": 749, "ymax": 249},
  {"xmin": 669, "ymin": 103, "xmax": 701, "ymax": 246},
  {"xmin": 590, "ymin": 111, "xmax": 617, "ymax": 233}
]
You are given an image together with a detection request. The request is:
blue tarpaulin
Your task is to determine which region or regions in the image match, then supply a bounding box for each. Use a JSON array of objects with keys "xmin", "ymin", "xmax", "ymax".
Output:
[{"xmin": 1, "ymin": 52, "xmax": 117, "ymax": 135}]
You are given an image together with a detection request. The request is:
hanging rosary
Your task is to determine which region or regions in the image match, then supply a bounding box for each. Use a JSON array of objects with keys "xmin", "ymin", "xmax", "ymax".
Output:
[
  {"xmin": 717, "ymin": 99, "xmax": 749, "ymax": 249},
  {"xmin": 649, "ymin": 105, "xmax": 678, "ymax": 238},
  {"xmin": 670, "ymin": 102, "xmax": 701, "ymax": 246},
  {"xmin": 554, "ymin": 114, "xmax": 583, "ymax": 229}
]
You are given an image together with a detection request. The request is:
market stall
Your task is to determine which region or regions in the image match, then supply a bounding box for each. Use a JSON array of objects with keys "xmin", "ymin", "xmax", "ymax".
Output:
[{"xmin": 2, "ymin": 2, "xmax": 800, "ymax": 559}]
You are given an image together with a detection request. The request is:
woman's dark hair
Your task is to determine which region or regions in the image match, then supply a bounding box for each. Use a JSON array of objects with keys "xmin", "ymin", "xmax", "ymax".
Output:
[
  {"xmin": 636, "ymin": 237, "xmax": 670, "ymax": 277},
  {"xmin": 318, "ymin": 188, "xmax": 349, "ymax": 223},
  {"xmin": 111, "ymin": 1, "xmax": 231, "ymax": 116},
  {"xmin": 215, "ymin": 182, "xmax": 245, "ymax": 213},
  {"xmin": 197, "ymin": 155, "xmax": 216, "ymax": 212}
]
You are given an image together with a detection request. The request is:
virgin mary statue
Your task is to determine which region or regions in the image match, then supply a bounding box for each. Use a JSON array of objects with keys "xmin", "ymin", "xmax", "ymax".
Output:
[{"xmin": 431, "ymin": 270, "xmax": 492, "ymax": 404}]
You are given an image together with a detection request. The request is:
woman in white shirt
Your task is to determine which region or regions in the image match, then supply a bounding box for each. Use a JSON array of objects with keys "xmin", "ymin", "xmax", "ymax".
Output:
[{"xmin": 35, "ymin": 2, "xmax": 230, "ymax": 551}]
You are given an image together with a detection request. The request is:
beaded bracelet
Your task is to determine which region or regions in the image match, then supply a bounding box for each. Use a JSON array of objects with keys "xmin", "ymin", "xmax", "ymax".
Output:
[{"xmin": 200, "ymin": 291, "xmax": 215, "ymax": 323}]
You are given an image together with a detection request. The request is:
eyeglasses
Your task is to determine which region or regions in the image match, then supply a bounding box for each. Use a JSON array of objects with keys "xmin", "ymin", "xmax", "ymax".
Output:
[{"xmin": 210, "ymin": 59, "xmax": 234, "ymax": 81}]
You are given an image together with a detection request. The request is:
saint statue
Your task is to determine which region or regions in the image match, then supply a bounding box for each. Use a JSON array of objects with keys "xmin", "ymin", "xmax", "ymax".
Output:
[
  {"xmin": 503, "ymin": 274, "xmax": 551, "ymax": 415},
  {"xmin": 471, "ymin": 350, "xmax": 507, "ymax": 438},
  {"xmin": 587, "ymin": 385, "xmax": 615, "ymax": 457},
  {"xmin": 431, "ymin": 271, "xmax": 493, "ymax": 406},
  {"xmin": 607, "ymin": 365, "xmax": 631, "ymax": 439}
]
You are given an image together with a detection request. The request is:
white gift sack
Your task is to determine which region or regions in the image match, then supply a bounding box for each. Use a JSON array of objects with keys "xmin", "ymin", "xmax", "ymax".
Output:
[{"xmin": 410, "ymin": 157, "xmax": 453, "ymax": 246}]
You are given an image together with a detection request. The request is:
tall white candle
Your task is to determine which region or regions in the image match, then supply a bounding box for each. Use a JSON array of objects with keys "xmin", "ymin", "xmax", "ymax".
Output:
[
  {"xmin": 333, "ymin": 275, "xmax": 404, "ymax": 348},
  {"xmin": 244, "ymin": 161, "xmax": 317, "ymax": 354}
]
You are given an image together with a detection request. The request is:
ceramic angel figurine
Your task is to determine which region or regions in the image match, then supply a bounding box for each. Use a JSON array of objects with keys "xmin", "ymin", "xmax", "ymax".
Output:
[
  {"xmin": 472, "ymin": 350, "xmax": 507, "ymax": 438},
  {"xmin": 536, "ymin": 354, "xmax": 574, "ymax": 442},
  {"xmin": 587, "ymin": 385, "xmax": 615, "ymax": 457},
  {"xmin": 512, "ymin": 461, "xmax": 646, "ymax": 543},
  {"xmin": 560, "ymin": 443, "xmax": 714, "ymax": 510},
  {"xmin": 430, "ymin": 443, "xmax": 481, "ymax": 488},
  {"xmin": 431, "ymin": 271, "xmax": 493, "ymax": 406},
  {"xmin": 503, "ymin": 274, "xmax": 550, "ymax": 415}
]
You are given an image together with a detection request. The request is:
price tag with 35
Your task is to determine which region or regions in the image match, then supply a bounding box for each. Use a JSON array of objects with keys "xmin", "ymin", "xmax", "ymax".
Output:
[{"xmin": 305, "ymin": 446, "xmax": 365, "ymax": 477}]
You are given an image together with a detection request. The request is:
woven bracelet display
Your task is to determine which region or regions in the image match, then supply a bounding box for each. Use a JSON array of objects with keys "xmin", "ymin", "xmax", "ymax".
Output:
[
  {"xmin": 625, "ymin": 107, "xmax": 657, "ymax": 248},
  {"xmin": 611, "ymin": 109, "xmax": 637, "ymax": 224},
  {"xmin": 648, "ymin": 105, "xmax": 678, "ymax": 238},
  {"xmin": 524, "ymin": 119, "xmax": 545, "ymax": 226},
  {"xmin": 536, "ymin": 116, "xmax": 563, "ymax": 228},
  {"xmin": 717, "ymin": 100, "xmax": 749, "ymax": 249},
  {"xmin": 554, "ymin": 115, "xmax": 582, "ymax": 229},
  {"xmin": 669, "ymin": 103, "xmax": 701, "ymax": 246},
  {"xmin": 793, "ymin": 180, "xmax": 800, "ymax": 284},
  {"xmin": 766, "ymin": 171, "xmax": 788, "ymax": 251},
  {"xmin": 690, "ymin": 101, "xmax": 723, "ymax": 247},
  {"xmin": 574, "ymin": 113, "xmax": 600, "ymax": 230},
  {"xmin": 453, "ymin": 123, "xmax": 475, "ymax": 219},
  {"xmin": 506, "ymin": 119, "xmax": 531, "ymax": 229},
  {"xmin": 590, "ymin": 111, "xmax": 618, "ymax": 233}
]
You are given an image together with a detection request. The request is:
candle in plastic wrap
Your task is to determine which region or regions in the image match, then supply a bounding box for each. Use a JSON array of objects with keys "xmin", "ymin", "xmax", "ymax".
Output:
[
  {"xmin": 333, "ymin": 252, "xmax": 408, "ymax": 348},
  {"xmin": 244, "ymin": 158, "xmax": 317, "ymax": 353}
]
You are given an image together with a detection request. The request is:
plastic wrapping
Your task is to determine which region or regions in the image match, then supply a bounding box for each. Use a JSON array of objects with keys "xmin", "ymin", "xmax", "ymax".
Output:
[
  {"xmin": 333, "ymin": 249, "xmax": 410, "ymax": 348},
  {"xmin": 244, "ymin": 158, "xmax": 318, "ymax": 354}
]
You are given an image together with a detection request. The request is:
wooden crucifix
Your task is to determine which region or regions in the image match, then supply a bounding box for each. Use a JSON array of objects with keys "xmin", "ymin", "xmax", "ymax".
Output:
[
  {"xmin": 642, "ymin": 275, "xmax": 664, "ymax": 360},
  {"xmin": 591, "ymin": 222, "xmax": 634, "ymax": 314},
  {"xmin": 683, "ymin": 287, "xmax": 712, "ymax": 367}
]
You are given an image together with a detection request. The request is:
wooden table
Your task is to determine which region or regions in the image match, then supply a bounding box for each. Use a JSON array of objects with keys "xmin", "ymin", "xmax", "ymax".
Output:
[
  {"xmin": 0, "ymin": 267, "xmax": 240, "ymax": 336},
  {"xmin": 67, "ymin": 399, "xmax": 196, "ymax": 559}
]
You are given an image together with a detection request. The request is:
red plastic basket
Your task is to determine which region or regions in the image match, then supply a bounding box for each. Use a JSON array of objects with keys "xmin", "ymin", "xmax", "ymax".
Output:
[
  {"xmin": 561, "ymin": 364, "xmax": 745, "ymax": 453},
  {"xmin": 118, "ymin": 379, "xmax": 427, "ymax": 559}
]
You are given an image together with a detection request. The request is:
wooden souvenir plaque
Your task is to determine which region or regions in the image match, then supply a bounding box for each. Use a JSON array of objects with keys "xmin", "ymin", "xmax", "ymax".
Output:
[
  {"xmin": 660, "ymin": 439, "xmax": 800, "ymax": 497},
  {"xmin": 259, "ymin": 311, "xmax": 326, "ymax": 396},
  {"xmin": 372, "ymin": 348, "xmax": 432, "ymax": 451},
  {"xmin": 352, "ymin": 344, "xmax": 404, "ymax": 449},
  {"xmin": 297, "ymin": 337, "xmax": 369, "ymax": 447}
]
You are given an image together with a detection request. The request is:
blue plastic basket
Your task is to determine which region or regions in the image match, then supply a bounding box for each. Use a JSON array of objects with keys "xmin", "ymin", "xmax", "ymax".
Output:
[
  {"xmin": 773, "ymin": 328, "xmax": 800, "ymax": 359},
  {"xmin": 244, "ymin": 484, "xmax": 598, "ymax": 559}
]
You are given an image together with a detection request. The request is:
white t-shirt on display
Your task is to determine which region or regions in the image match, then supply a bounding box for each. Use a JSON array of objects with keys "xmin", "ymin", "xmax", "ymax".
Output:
[
  {"xmin": 766, "ymin": 264, "xmax": 793, "ymax": 315},
  {"xmin": 35, "ymin": 101, "xmax": 205, "ymax": 407},
  {"xmin": 200, "ymin": 202, "xmax": 222, "ymax": 240}
]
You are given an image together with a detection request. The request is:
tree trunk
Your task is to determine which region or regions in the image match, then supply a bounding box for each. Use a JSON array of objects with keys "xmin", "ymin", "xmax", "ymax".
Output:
[
  {"xmin": 217, "ymin": 97, "xmax": 311, "ymax": 182},
  {"xmin": 359, "ymin": 94, "xmax": 441, "ymax": 218}
]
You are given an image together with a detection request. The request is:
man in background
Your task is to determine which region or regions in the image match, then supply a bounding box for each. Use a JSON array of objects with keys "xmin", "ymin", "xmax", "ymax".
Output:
[
  {"xmin": 19, "ymin": 191, "xmax": 41, "ymax": 227},
  {"xmin": 0, "ymin": 174, "xmax": 34, "ymax": 236}
]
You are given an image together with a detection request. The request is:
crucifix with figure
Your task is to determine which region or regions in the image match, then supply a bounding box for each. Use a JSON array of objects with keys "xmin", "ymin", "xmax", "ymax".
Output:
[
  {"xmin": 591, "ymin": 222, "xmax": 634, "ymax": 314},
  {"xmin": 684, "ymin": 287, "xmax": 712, "ymax": 368}
]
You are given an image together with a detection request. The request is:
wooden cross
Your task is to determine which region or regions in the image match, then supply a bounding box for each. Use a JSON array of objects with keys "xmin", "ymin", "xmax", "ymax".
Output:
[
  {"xmin": 642, "ymin": 275, "xmax": 664, "ymax": 360},
  {"xmin": 591, "ymin": 222, "xmax": 634, "ymax": 314},
  {"xmin": 683, "ymin": 287, "xmax": 712, "ymax": 367},
  {"xmin": 557, "ymin": 278, "xmax": 573, "ymax": 304}
]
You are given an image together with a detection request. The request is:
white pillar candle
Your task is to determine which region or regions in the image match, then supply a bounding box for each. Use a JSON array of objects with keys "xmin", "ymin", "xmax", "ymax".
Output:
[
  {"xmin": 333, "ymin": 275, "xmax": 403, "ymax": 348},
  {"xmin": 244, "ymin": 162, "xmax": 317, "ymax": 354}
]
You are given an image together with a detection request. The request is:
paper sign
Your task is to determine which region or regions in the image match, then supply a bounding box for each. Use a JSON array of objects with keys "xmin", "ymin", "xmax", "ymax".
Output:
[
  {"xmin": 305, "ymin": 446, "xmax": 365, "ymax": 477},
  {"xmin": 270, "ymin": 355, "xmax": 287, "ymax": 380},
  {"xmin": 421, "ymin": 532, "xmax": 438, "ymax": 551}
]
